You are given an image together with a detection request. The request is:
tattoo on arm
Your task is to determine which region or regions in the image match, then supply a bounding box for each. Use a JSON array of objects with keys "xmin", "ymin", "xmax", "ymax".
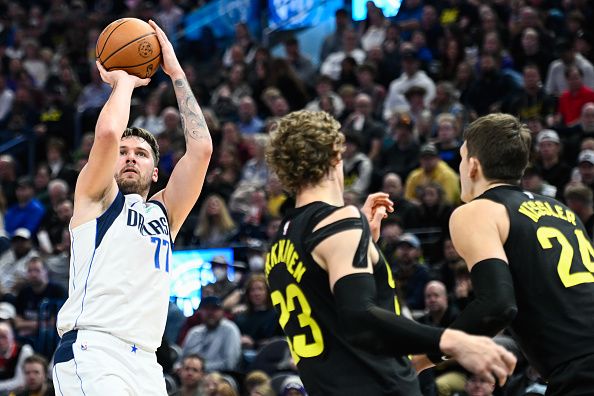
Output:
[{"xmin": 174, "ymin": 78, "xmax": 210, "ymax": 143}]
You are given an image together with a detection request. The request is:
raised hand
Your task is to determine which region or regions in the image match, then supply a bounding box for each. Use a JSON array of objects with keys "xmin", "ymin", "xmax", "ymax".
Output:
[
  {"xmin": 96, "ymin": 61, "xmax": 150, "ymax": 88},
  {"xmin": 361, "ymin": 192, "xmax": 394, "ymax": 241},
  {"xmin": 148, "ymin": 20, "xmax": 184, "ymax": 79}
]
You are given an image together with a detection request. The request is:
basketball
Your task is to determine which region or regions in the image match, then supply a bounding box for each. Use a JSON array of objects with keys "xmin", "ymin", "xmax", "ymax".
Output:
[{"xmin": 96, "ymin": 18, "xmax": 161, "ymax": 79}]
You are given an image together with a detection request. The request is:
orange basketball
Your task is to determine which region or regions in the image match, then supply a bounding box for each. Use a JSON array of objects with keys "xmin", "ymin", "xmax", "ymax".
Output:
[{"xmin": 96, "ymin": 18, "xmax": 161, "ymax": 79}]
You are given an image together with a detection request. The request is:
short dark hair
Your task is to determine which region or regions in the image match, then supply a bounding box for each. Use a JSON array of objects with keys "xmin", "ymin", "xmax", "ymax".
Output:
[
  {"xmin": 564, "ymin": 64, "xmax": 583, "ymax": 78},
  {"xmin": 24, "ymin": 354, "xmax": 48, "ymax": 373},
  {"xmin": 464, "ymin": 113, "xmax": 531, "ymax": 184},
  {"xmin": 183, "ymin": 353, "xmax": 205, "ymax": 369},
  {"xmin": 122, "ymin": 127, "xmax": 160, "ymax": 165}
]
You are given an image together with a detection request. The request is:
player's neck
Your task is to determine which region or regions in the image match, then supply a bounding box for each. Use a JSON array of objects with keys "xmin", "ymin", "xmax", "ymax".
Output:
[
  {"xmin": 473, "ymin": 180, "xmax": 512, "ymax": 198},
  {"xmin": 296, "ymin": 178, "xmax": 344, "ymax": 208}
]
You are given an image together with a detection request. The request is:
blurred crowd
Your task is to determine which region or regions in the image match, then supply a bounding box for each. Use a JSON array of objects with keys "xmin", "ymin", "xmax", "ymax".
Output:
[{"xmin": 0, "ymin": 0, "xmax": 593, "ymax": 395}]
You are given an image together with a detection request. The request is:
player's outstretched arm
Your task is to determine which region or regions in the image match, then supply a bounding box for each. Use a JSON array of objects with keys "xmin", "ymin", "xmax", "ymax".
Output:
[
  {"xmin": 148, "ymin": 20, "xmax": 213, "ymax": 239},
  {"xmin": 73, "ymin": 62, "xmax": 150, "ymax": 226},
  {"xmin": 448, "ymin": 200, "xmax": 518, "ymax": 335},
  {"xmin": 314, "ymin": 206, "xmax": 515, "ymax": 386}
]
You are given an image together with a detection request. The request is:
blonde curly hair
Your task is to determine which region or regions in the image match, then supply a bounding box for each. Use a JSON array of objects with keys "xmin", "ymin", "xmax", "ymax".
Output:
[{"xmin": 266, "ymin": 111, "xmax": 344, "ymax": 195}]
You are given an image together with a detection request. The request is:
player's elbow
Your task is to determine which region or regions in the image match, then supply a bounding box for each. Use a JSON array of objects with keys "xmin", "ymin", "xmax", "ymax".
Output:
[{"xmin": 481, "ymin": 294, "xmax": 518, "ymax": 332}]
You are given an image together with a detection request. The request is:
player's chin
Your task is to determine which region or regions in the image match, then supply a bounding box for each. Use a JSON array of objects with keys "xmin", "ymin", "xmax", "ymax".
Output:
[{"xmin": 116, "ymin": 178, "xmax": 149, "ymax": 195}]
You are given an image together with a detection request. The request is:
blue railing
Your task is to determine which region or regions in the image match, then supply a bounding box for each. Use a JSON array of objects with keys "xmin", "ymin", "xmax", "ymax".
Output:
[{"xmin": 0, "ymin": 130, "xmax": 36, "ymax": 175}]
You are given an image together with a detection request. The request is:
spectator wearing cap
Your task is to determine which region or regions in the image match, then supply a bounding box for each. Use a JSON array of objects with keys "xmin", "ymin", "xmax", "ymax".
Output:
[
  {"xmin": 210, "ymin": 256, "xmax": 237, "ymax": 300},
  {"xmin": 378, "ymin": 112, "xmax": 420, "ymax": 182},
  {"xmin": 404, "ymin": 85, "xmax": 428, "ymax": 125},
  {"xmin": 181, "ymin": 296, "xmax": 241, "ymax": 373},
  {"xmin": 0, "ymin": 229, "xmax": 39, "ymax": 295},
  {"xmin": 564, "ymin": 183, "xmax": 594, "ymax": 239},
  {"xmin": 404, "ymin": 143, "xmax": 460, "ymax": 205},
  {"xmin": 342, "ymin": 133, "xmax": 373, "ymax": 197},
  {"xmin": 545, "ymin": 38, "xmax": 594, "ymax": 97},
  {"xmin": 0, "ymin": 318, "xmax": 34, "ymax": 393},
  {"xmin": 392, "ymin": 233, "xmax": 429, "ymax": 311},
  {"xmin": 4, "ymin": 177, "xmax": 45, "ymax": 236},
  {"xmin": 383, "ymin": 45, "xmax": 436, "ymax": 121},
  {"xmin": 557, "ymin": 65, "xmax": 594, "ymax": 127},
  {"xmin": 280, "ymin": 375, "xmax": 307, "ymax": 396},
  {"xmin": 534, "ymin": 129, "xmax": 571, "ymax": 198},
  {"xmin": 576, "ymin": 149, "xmax": 594, "ymax": 195}
]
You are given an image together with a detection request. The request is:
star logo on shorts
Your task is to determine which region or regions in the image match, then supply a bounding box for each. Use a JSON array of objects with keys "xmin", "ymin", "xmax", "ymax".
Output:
[{"xmin": 131, "ymin": 344, "xmax": 138, "ymax": 353}]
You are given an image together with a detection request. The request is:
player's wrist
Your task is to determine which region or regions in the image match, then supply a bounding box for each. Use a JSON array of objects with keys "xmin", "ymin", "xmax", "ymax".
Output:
[
  {"xmin": 169, "ymin": 70, "xmax": 186, "ymax": 81},
  {"xmin": 438, "ymin": 328, "xmax": 461, "ymax": 357}
]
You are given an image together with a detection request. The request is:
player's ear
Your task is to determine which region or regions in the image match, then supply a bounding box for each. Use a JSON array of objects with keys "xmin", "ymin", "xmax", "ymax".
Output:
[
  {"xmin": 468, "ymin": 157, "xmax": 480, "ymax": 179},
  {"xmin": 152, "ymin": 167, "xmax": 158, "ymax": 182}
]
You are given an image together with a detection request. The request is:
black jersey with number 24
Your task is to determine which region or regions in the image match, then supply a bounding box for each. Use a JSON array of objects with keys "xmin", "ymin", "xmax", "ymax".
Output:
[{"xmin": 477, "ymin": 185, "xmax": 594, "ymax": 378}]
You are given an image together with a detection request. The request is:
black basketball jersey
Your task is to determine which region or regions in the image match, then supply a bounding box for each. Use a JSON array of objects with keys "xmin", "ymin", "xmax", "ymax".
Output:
[
  {"xmin": 477, "ymin": 185, "xmax": 594, "ymax": 378},
  {"xmin": 265, "ymin": 201, "xmax": 420, "ymax": 396}
]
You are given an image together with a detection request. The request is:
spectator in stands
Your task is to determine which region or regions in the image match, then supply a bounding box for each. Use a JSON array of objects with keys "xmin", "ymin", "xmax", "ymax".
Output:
[
  {"xmin": 4, "ymin": 177, "xmax": 45, "ymax": 236},
  {"xmin": 283, "ymin": 38, "xmax": 315, "ymax": 85},
  {"xmin": 306, "ymin": 75, "xmax": 344, "ymax": 116},
  {"xmin": 191, "ymin": 195, "xmax": 237, "ymax": 248},
  {"xmin": 545, "ymin": 39, "xmax": 594, "ymax": 97},
  {"xmin": 502, "ymin": 64, "xmax": 556, "ymax": 124},
  {"xmin": 383, "ymin": 45, "xmax": 436, "ymax": 121},
  {"xmin": 434, "ymin": 113, "xmax": 462, "ymax": 171},
  {"xmin": 404, "ymin": 143, "xmax": 460, "ymax": 205},
  {"xmin": 237, "ymin": 134, "xmax": 269, "ymax": 190},
  {"xmin": 233, "ymin": 274, "xmax": 281, "ymax": 352},
  {"xmin": 76, "ymin": 65, "xmax": 111, "ymax": 130},
  {"xmin": 557, "ymin": 65, "xmax": 594, "ymax": 127},
  {"xmin": 466, "ymin": 53, "xmax": 519, "ymax": 116},
  {"xmin": 462, "ymin": 374, "xmax": 495, "ymax": 396},
  {"xmin": 359, "ymin": 3, "xmax": 388, "ymax": 52},
  {"xmin": 378, "ymin": 112, "xmax": 420, "ymax": 182},
  {"xmin": 266, "ymin": 58, "xmax": 309, "ymax": 112},
  {"xmin": 382, "ymin": 172, "xmax": 418, "ymax": 230},
  {"xmin": 172, "ymin": 354, "xmax": 205, "ymax": 396},
  {"xmin": 0, "ymin": 75, "xmax": 14, "ymax": 126},
  {"xmin": 512, "ymin": 28, "xmax": 552, "ymax": 79},
  {"xmin": 439, "ymin": 38, "xmax": 466, "ymax": 82},
  {"xmin": 45, "ymin": 227, "xmax": 70, "ymax": 291},
  {"xmin": 14, "ymin": 257, "xmax": 66, "ymax": 354},
  {"xmin": 577, "ymin": 149, "xmax": 594, "ymax": 196},
  {"xmin": 45, "ymin": 138, "xmax": 76, "ymax": 185},
  {"xmin": 412, "ymin": 183, "xmax": 454, "ymax": 265},
  {"xmin": 564, "ymin": 183, "xmax": 594, "ymax": 239},
  {"xmin": 0, "ymin": 319, "xmax": 33, "ymax": 393},
  {"xmin": 211, "ymin": 63, "xmax": 252, "ymax": 114},
  {"xmin": 320, "ymin": 29, "xmax": 365, "ymax": 81},
  {"xmin": 9, "ymin": 354, "xmax": 53, "ymax": 396},
  {"xmin": 237, "ymin": 96, "xmax": 264, "ymax": 134},
  {"xmin": 433, "ymin": 238, "xmax": 466, "ymax": 293},
  {"xmin": 182, "ymin": 296, "xmax": 241, "ymax": 373},
  {"xmin": 0, "ymin": 156, "xmax": 17, "ymax": 208},
  {"xmin": 342, "ymin": 133, "xmax": 373, "ymax": 196},
  {"xmin": 320, "ymin": 9, "xmax": 351, "ymax": 62},
  {"xmin": 131, "ymin": 95, "xmax": 165, "ymax": 135},
  {"xmin": 533, "ymin": 129, "xmax": 571, "ymax": 198},
  {"xmin": 392, "ymin": 233, "xmax": 429, "ymax": 311},
  {"xmin": 356, "ymin": 63, "xmax": 386, "ymax": 119},
  {"xmin": 204, "ymin": 147, "xmax": 242, "ymax": 202},
  {"xmin": 0, "ymin": 229, "xmax": 39, "ymax": 295},
  {"xmin": 222, "ymin": 23, "xmax": 257, "ymax": 68},
  {"xmin": 521, "ymin": 165, "xmax": 557, "ymax": 198},
  {"xmin": 342, "ymin": 93, "xmax": 385, "ymax": 161}
]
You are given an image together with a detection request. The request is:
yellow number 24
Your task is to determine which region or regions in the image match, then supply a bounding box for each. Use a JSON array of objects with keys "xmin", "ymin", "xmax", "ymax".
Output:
[{"xmin": 537, "ymin": 227, "xmax": 594, "ymax": 288}]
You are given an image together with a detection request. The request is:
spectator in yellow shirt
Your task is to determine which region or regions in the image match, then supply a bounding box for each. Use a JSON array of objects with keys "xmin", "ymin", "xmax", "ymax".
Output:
[{"xmin": 404, "ymin": 143, "xmax": 460, "ymax": 204}]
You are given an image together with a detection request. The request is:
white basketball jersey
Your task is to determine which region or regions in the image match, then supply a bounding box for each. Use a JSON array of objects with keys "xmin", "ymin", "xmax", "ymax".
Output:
[{"xmin": 57, "ymin": 192, "xmax": 171, "ymax": 352}]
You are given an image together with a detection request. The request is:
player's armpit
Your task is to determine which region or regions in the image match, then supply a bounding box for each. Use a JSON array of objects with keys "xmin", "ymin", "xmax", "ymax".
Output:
[{"xmin": 450, "ymin": 258, "xmax": 518, "ymax": 336}]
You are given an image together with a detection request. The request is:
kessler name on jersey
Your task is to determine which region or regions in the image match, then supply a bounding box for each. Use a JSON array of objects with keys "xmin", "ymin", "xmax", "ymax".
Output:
[
  {"xmin": 518, "ymin": 199, "xmax": 577, "ymax": 226},
  {"xmin": 127, "ymin": 207, "xmax": 170, "ymax": 236}
]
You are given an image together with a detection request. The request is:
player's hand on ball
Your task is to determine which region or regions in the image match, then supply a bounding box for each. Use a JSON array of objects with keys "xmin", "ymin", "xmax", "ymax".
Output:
[
  {"xmin": 361, "ymin": 192, "xmax": 394, "ymax": 241},
  {"xmin": 148, "ymin": 20, "xmax": 183, "ymax": 78},
  {"xmin": 96, "ymin": 61, "xmax": 150, "ymax": 88}
]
